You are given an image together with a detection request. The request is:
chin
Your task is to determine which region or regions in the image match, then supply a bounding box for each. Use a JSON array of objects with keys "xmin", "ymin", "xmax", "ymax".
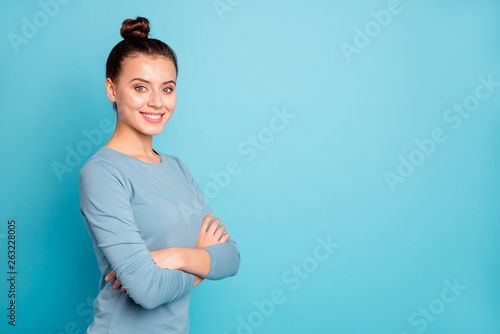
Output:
[{"xmin": 143, "ymin": 127, "xmax": 165, "ymax": 136}]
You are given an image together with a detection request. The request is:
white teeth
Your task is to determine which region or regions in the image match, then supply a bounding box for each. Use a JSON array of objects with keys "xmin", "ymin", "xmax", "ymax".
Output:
[{"xmin": 141, "ymin": 113, "xmax": 162, "ymax": 120}]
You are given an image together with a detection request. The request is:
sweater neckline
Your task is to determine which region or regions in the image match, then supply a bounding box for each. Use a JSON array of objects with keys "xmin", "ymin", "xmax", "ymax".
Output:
[{"xmin": 101, "ymin": 146, "xmax": 164, "ymax": 165}]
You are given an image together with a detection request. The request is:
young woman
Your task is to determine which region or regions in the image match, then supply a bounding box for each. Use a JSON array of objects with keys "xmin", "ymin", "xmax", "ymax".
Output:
[{"xmin": 79, "ymin": 17, "xmax": 241, "ymax": 333}]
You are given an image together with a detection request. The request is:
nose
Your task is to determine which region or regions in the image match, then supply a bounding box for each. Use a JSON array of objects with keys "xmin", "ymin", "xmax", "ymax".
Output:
[{"xmin": 147, "ymin": 91, "xmax": 163, "ymax": 109}]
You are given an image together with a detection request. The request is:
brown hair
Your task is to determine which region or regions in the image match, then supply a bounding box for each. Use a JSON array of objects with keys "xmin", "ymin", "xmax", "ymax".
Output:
[{"xmin": 105, "ymin": 17, "xmax": 178, "ymax": 111}]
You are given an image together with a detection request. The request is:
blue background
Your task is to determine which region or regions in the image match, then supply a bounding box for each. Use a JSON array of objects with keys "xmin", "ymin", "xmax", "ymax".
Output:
[{"xmin": 1, "ymin": 0, "xmax": 499, "ymax": 333}]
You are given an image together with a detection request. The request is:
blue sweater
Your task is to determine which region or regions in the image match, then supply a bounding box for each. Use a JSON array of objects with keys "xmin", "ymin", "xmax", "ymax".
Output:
[{"xmin": 79, "ymin": 146, "xmax": 240, "ymax": 333}]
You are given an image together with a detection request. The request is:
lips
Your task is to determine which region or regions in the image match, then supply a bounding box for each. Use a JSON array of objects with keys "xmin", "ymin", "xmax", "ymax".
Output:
[{"xmin": 140, "ymin": 112, "xmax": 165, "ymax": 123}]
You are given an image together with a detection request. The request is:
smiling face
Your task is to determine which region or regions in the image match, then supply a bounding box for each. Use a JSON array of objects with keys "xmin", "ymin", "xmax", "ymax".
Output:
[{"xmin": 105, "ymin": 54, "xmax": 177, "ymax": 137}]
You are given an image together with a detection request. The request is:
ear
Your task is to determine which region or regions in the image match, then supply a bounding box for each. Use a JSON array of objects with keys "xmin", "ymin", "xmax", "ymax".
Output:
[{"xmin": 105, "ymin": 78, "xmax": 117, "ymax": 103}]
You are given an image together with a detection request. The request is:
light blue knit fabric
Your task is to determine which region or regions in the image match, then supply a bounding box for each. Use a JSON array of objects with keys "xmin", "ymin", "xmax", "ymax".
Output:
[{"xmin": 79, "ymin": 146, "xmax": 240, "ymax": 333}]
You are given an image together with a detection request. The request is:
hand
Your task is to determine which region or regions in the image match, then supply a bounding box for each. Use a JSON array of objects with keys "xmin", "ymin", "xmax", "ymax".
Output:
[
  {"xmin": 193, "ymin": 274, "xmax": 204, "ymax": 288},
  {"xmin": 151, "ymin": 248, "xmax": 207, "ymax": 286},
  {"xmin": 105, "ymin": 271, "xmax": 128, "ymax": 295},
  {"xmin": 150, "ymin": 247, "xmax": 183, "ymax": 270},
  {"xmin": 196, "ymin": 213, "xmax": 230, "ymax": 248}
]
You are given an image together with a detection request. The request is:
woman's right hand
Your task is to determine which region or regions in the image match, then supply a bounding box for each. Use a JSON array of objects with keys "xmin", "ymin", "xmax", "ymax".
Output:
[{"xmin": 196, "ymin": 213, "xmax": 230, "ymax": 248}]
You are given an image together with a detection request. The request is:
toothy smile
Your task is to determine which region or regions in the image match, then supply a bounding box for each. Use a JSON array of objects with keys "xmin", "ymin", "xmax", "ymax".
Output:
[
  {"xmin": 141, "ymin": 112, "xmax": 162, "ymax": 119},
  {"xmin": 140, "ymin": 112, "xmax": 165, "ymax": 123}
]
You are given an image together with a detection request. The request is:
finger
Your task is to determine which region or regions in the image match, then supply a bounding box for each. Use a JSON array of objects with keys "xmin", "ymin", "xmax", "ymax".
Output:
[
  {"xmin": 201, "ymin": 214, "xmax": 213, "ymax": 232},
  {"xmin": 113, "ymin": 278, "xmax": 121, "ymax": 289},
  {"xmin": 105, "ymin": 271, "xmax": 116, "ymax": 281},
  {"xmin": 220, "ymin": 232, "xmax": 230, "ymax": 243},
  {"xmin": 214, "ymin": 224, "xmax": 226, "ymax": 239},
  {"xmin": 121, "ymin": 287, "xmax": 126, "ymax": 292},
  {"xmin": 208, "ymin": 218, "xmax": 221, "ymax": 234}
]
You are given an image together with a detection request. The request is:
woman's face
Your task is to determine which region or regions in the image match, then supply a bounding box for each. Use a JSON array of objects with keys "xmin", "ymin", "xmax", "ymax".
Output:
[{"xmin": 106, "ymin": 54, "xmax": 177, "ymax": 137}]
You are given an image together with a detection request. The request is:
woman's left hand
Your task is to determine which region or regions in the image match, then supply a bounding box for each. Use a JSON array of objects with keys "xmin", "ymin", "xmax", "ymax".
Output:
[{"xmin": 105, "ymin": 271, "xmax": 128, "ymax": 294}]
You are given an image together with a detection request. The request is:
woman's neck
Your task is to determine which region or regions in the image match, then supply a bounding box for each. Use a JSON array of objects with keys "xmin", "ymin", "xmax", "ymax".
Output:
[{"xmin": 105, "ymin": 121, "xmax": 159, "ymax": 162}]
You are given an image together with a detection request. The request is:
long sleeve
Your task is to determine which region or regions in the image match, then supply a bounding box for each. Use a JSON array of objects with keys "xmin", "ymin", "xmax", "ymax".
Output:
[
  {"xmin": 201, "ymin": 236, "xmax": 241, "ymax": 280},
  {"xmin": 173, "ymin": 156, "xmax": 241, "ymax": 280},
  {"xmin": 79, "ymin": 159, "xmax": 195, "ymax": 310}
]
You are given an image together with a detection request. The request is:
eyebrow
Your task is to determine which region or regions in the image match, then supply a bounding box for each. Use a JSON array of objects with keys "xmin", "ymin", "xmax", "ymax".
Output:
[{"xmin": 129, "ymin": 78, "xmax": 176, "ymax": 85}]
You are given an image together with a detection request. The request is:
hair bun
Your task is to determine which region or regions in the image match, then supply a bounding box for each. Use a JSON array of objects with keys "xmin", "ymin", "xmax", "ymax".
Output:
[{"xmin": 120, "ymin": 17, "xmax": 150, "ymax": 39}]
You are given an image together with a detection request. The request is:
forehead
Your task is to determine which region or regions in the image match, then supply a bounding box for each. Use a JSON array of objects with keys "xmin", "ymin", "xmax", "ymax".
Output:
[{"xmin": 120, "ymin": 54, "xmax": 177, "ymax": 80}]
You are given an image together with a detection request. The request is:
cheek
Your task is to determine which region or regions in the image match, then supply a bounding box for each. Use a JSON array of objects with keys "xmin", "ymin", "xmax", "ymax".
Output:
[
  {"xmin": 166, "ymin": 93, "xmax": 177, "ymax": 110},
  {"xmin": 117, "ymin": 89, "xmax": 148, "ymax": 109}
]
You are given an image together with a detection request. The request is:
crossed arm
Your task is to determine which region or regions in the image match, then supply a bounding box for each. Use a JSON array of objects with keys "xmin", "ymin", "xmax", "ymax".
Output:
[
  {"xmin": 80, "ymin": 159, "xmax": 240, "ymax": 309},
  {"xmin": 106, "ymin": 213, "xmax": 232, "ymax": 293}
]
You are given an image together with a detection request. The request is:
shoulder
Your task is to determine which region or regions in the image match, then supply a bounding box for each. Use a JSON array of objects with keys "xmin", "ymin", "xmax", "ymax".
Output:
[
  {"xmin": 157, "ymin": 151, "xmax": 194, "ymax": 181},
  {"xmin": 79, "ymin": 147, "xmax": 125, "ymax": 183},
  {"xmin": 79, "ymin": 149, "xmax": 132, "ymax": 200}
]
